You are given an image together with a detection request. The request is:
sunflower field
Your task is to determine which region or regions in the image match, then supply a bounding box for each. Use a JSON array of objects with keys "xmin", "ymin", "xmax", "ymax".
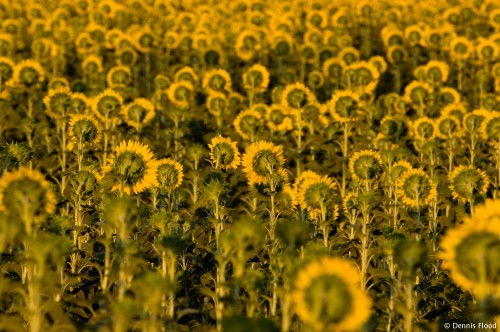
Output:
[{"xmin": 1, "ymin": 0, "xmax": 500, "ymax": 331}]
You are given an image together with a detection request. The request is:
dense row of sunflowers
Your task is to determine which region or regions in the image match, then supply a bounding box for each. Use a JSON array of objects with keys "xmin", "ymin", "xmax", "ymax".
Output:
[{"xmin": 0, "ymin": 0, "xmax": 500, "ymax": 331}]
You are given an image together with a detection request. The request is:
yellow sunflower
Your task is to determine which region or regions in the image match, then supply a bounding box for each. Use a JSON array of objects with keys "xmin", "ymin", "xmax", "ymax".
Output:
[
  {"xmin": 242, "ymin": 63, "xmax": 270, "ymax": 93},
  {"xmin": 154, "ymin": 158, "xmax": 184, "ymax": 190},
  {"xmin": 202, "ymin": 68, "xmax": 232, "ymax": 94},
  {"xmin": 68, "ymin": 113, "xmax": 103, "ymax": 147},
  {"xmin": 442, "ymin": 103, "xmax": 467, "ymax": 122},
  {"xmin": 397, "ymin": 168, "xmax": 437, "ymax": 208},
  {"xmin": 449, "ymin": 165, "xmax": 489, "ymax": 204},
  {"xmin": 0, "ymin": 56, "xmax": 15, "ymax": 85},
  {"xmin": 43, "ymin": 86, "xmax": 72, "ymax": 120},
  {"xmin": 439, "ymin": 199, "xmax": 500, "ymax": 298},
  {"xmin": 167, "ymin": 81, "xmax": 194, "ymax": 109},
  {"xmin": 242, "ymin": 141, "xmax": 285, "ymax": 185},
  {"xmin": 0, "ymin": 167, "xmax": 56, "ymax": 225},
  {"xmin": 103, "ymin": 140, "xmax": 159, "ymax": 195},
  {"xmin": 281, "ymin": 82, "xmax": 316, "ymax": 112},
  {"xmin": 328, "ymin": 89, "xmax": 363, "ymax": 123},
  {"xmin": 174, "ymin": 66, "xmax": 199, "ymax": 86},
  {"xmin": 8, "ymin": 59, "xmax": 45, "ymax": 88},
  {"xmin": 297, "ymin": 175, "xmax": 337, "ymax": 220},
  {"xmin": 206, "ymin": 92, "xmax": 227, "ymax": 117},
  {"xmin": 293, "ymin": 256, "xmax": 372, "ymax": 331},
  {"xmin": 480, "ymin": 111, "xmax": 500, "ymax": 141},
  {"xmin": 208, "ymin": 135, "xmax": 241, "ymax": 170},
  {"xmin": 463, "ymin": 109, "xmax": 490, "ymax": 135},
  {"xmin": 69, "ymin": 92, "xmax": 90, "ymax": 114},
  {"xmin": 412, "ymin": 117, "xmax": 438, "ymax": 142},
  {"xmin": 106, "ymin": 65, "xmax": 133, "ymax": 88},
  {"xmin": 348, "ymin": 150, "xmax": 383, "ymax": 183},
  {"xmin": 265, "ymin": 105, "xmax": 293, "ymax": 133},
  {"xmin": 81, "ymin": 54, "xmax": 104, "ymax": 73},
  {"xmin": 121, "ymin": 98, "xmax": 156, "ymax": 130},
  {"xmin": 91, "ymin": 88, "xmax": 124, "ymax": 122},
  {"xmin": 233, "ymin": 109, "xmax": 262, "ymax": 141}
]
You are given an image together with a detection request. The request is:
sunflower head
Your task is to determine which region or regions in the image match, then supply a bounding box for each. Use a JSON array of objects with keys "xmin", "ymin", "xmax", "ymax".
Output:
[
  {"xmin": 233, "ymin": 109, "xmax": 262, "ymax": 141},
  {"xmin": 436, "ymin": 115, "xmax": 462, "ymax": 139},
  {"xmin": 397, "ymin": 168, "xmax": 437, "ymax": 208},
  {"xmin": 449, "ymin": 165, "xmax": 489, "ymax": 204},
  {"xmin": 43, "ymin": 87, "xmax": 72, "ymax": 120},
  {"xmin": 266, "ymin": 105, "xmax": 293, "ymax": 132},
  {"xmin": 117, "ymin": 47, "xmax": 138, "ymax": 67},
  {"xmin": 306, "ymin": 70, "xmax": 325, "ymax": 89},
  {"xmin": 480, "ymin": 111, "xmax": 500, "ymax": 141},
  {"xmin": 206, "ymin": 92, "xmax": 227, "ymax": 117},
  {"xmin": 389, "ymin": 160, "xmax": 413, "ymax": 186},
  {"xmin": 69, "ymin": 92, "xmax": 89, "ymax": 114},
  {"xmin": 242, "ymin": 141, "xmax": 285, "ymax": 186},
  {"xmin": 281, "ymin": 83, "xmax": 315, "ymax": 112},
  {"xmin": 10, "ymin": 59, "xmax": 45, "ymax": 88},
  {"xmin": 202, "ymin": 69, "xmax": 232, "ymax": 94},
  {"xmin": 386, "ymin": 45, "xmax": 408, "ymax": 64},
  {"xmin": 174, "ymin": 66, "xmax": 199, "ymax": 86},
  {"xmin": 243, "ymin": 64, "xmax": 270, "ymax": 93},
  {"xmin": 155, "ymin": 158, "xmax": 183, "ymax": 191},
  {"xmin": 404, "ymin": 81, "xmax": 432, "ymax": 107},
  {"xmin": 122, "ymin": 98, "xmax": 156, "ymax": 130},
  {"xmin": 293, "ymin": 256, "xmax": 372, "ymax": 331},
  {"xmin": 167, "ymin": 81, "xmax": 194, "ymax": 109},
  {"xmin": 208, "ymin": 135, "xmax": 241, "ymax": 170},
  {"xmin": 439, "ymin": 199, "xmax": 500, "ymax": 297},
  {"xmin": 378, "ymin": 116, "xmax": 408, "ymax": 142},
  {"xmin": 106, "ymin": 65, "xmax": 133, "ymax": 88},
  {"xmin": 103, "ymin": 140, "xmax": 159, "ymax": 195},
  {"xmin": 425, "ymin": 60, "xmax": 450, "ymax": 84},
  {"xmin": 463, "ymin": 109, "xmax": 490, "ymax": 135},
  {"xmin": 328, "ymin": 90, "xmax": 363, "ymax": 123},
  {"xmin": 442, "ymin": 103, "xmax": 467, "ymax": 123},
  {"xmin": 349, "ymin": 150, "xmax": 383, "ymax": 183},
  {"xmin": 412, "ymin": 117, "xmax": 437, "ymax": 142},
  {"xmin": 68, "ymin": 114, "xmax": 103, "ymax": 146},
  {"xmin": 297, "ymin": 175, "xmax": 337, "ymax": 221},
  {"xmin": 91, "ymin": 88, "xmax": 124, "ymax": 122},
  {"xmin": 0, "ymin": 167, "xmax": 56, "ymax": 226},
  {"xmin": 81, "ymin": 54, "xmax": 103, "ymax": 73},
  {"xmin": 0, "ymin": 57, "xmax": 15, "ymax": 82},
  {"xmin": 322, "ymin": 57, "xmax": 344, "ymax": 79},
  {"xmin": 450, "ymin": 36, "xmax": 474, "ymax": 61}
]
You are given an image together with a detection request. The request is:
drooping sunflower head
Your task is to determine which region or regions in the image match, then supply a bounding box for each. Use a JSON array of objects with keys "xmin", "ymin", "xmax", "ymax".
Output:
[
  {"xmin": 233, "ymin": 109, "xmax": 262, "ymax": 141},
  {"xmin": 293, "ymin": 170, "xmax": 322, "ymax": 192},
  {"xmin": 404, "ymin": 81, "xmax": 432, "ymax": 107},
  {"xmin": 349, "ymin": 150, "xmax": 383, "ymax": 183},
  {"xmin": 297, "ymin": 175, "xmax": 337, "ymax": 220},
  {"xmin": 208, "ymin": 135, "xmax": 241, "ymax": 170},
  {"xmin": 91, "ymin": 88, "xmax": 124, "ymax": 122},
  {"xmin": 442, "ymin": 102, "xmax": 467, "ymax": 123},
  {"xmin": 206, "ymin": 92, "xmax": 227, "ymax": 117},
  {"xmin": 202, "ymin": 68, "xmax": 232, "ymax": 94},
  {"xmin": 43, "ymin": 86, "xmax": 72, "ymax": 120},
  {"xmin": 155, "ymin": 158, "xmax": 183, "ymax": 190},
  {"xmin": 122, "ymin": 98, "xmax": 156, "ymax": 130},
  {"xmin": 450, "ymin": 36, "xmax": 474, "ymax": 61},
  {"xmin": 243, "ymin": 64, "xmax": 270, "ymax": 93},
  {"xmin": 69, "ymin": 92, "xmax": 89, "ymax": 114},
  {"xmin": 328, "ymin": 89, "xmax": 363, "ymax": 123},
  {"xmin": 68, "ymin": 113, "xmax": 103, "ymax": 146},
  {"xmin": 339, "ymin": 46, "xmax": 360, "ymax": 66},
  {"xmin": 103, "ymin": 140, "xmax": 159, "ymax": 195},
  {"xmin": 378, "ymin": 116, "xmax": 408, "ymax": 142},
  {"xmin": 306, "ymin": 70, "xmax": 325, "ymax": 89},
  {"xmin": 81, "ymin": 54, "xmax": 103, "ymax": 73},
  {"xmin": 106, "ymin": 65, "xmax": 133, "ymax": 89},
  {"xmin": 386, "ymin": 45, "xmax": 408, "ymax": 64},
  {"xmin": 322, "ymin": 57, "xmax": 344, "ymax": 79},
  {"xmin": 279, "ymin": 184, "xmax": 298, "ymax": 210},
  {"xmin": 397, "ymin": 168, "xmax": 437, "ymax": 208},
  {"xmin": 463, "ymin": 109, "xmax": 490, "ymax": 135},
  {"xmin": 480, "ymin": 111, "xmax": 500, "ymax": 141},
  {"xmin": 9, "ymin": 59, "xmax": 45, "ymax": 88},
  {"xmin": 476, "ymin": 39, "xmax": 499, "ymax": 63},
  {"xmin": 0, "ymin": 167, "xmax": 56, "ymax": 225},
  {"xmin": 167, "ymin": 81, "xmax": 194, "ymax": 109},
  {"xmin": 438, "ymin": 87, "xmax": 461, "ymax": 106},
  {"xmin": 411, "ymin": 117, "xmax": 438, "ymax": 142},
  {"xmin": 439, "ymin": 199, "xmax": 500, "ymax": 297},
  {"xmin": 281, "ymin": 83, "xmax": 316, "ymax": 112},
  {"xmin": 133, "ymin": 26, "xmax": 157, "ymax": 53},
  {"xmin": 174, "ymin": 66, "xmax": 199, "ymax": 86},
  {"xmin": 116, "ymin": 47, "xmax": 138, "ymax": 67},
  {"xmin": 242, "ymin": 141, "xmax": 285, "ymax": 185},
  {"xmin": 266, "ymin": 104, "xmax": 293, "ymax": 132},
  {"xmin": 449, "ymin": 165, "xmax": 489, "ymax": 204},
  {"xmin": 436, "ymin": 115, "xmax": 462, "ymax": 139},
  {"xmin": 424, "ymin": 60, "xmax": 450, "ymax": 83},
  {"xmin": 342, "ymin": 191, "xmax": 358, "ymax": 215},
  {"xmin": 389, "ymin": 160, "xmax": 413, "ymax": 186},
  {"xmin": 369, "ymin": 55, "xmax": 388, "ymax": 74},
  {"xmin": 293, "ymin": 256, "xmax": 372, "ymax": 331}
]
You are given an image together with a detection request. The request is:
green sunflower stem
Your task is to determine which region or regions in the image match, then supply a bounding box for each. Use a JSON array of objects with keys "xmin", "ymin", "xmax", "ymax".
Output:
[
  {"xmin": 361, "ymin": 204, "xmax": 370, "ymax": 290},
  {"xmin": 215, "ymin": 260, "xmax": 228, "ymax": 332},
  {"xmin": 341, "ymin": 123, "xmax": 350, "ymax": 197},
  {"xmin": 280, "ymin": 292, "xmax": 292, "ymax": 332},
  {"xmin": 404, "ymin": 279, "xmax": 415, "ymax": 332}
]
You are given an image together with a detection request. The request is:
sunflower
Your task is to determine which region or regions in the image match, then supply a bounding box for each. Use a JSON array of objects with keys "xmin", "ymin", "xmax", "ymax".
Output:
[
  {"xmin": 397, "ymin": 168, "xmax": 437, "ymax": 208},
  {"xmin": 242, "ymin": 141, "xmax": 285, "ymax": 185},
  {"xmin": 233, "ymin": 109, "xmax": 262, "ymax": 141},
  {"xmin": 206, "ymin": 92, "xmax": 227, "ymax": 117},
  {"xmin": 235, "ymin": 29, "xmax": 262, "ymax": 61},
  {"xmin": 463, "ymin": 109, "xmax": 490, "ymax": 135},
  {"xmin": 121, "ymin": 98, "xmax": 156, "ymax": 130},
  {"xmin": 279, "ymin": 184, "xmax": 298, "ymax": 210},
  {"xmin": 449, "ymin": 165, "xmax": 489, "ymax": 204},
  {"xmin": 436, "ymin": 115, "xmax": 462, "ymax": 139},
  {"xmin": 43, "ymin": 86, "xmax": 72, "ymax": 120},
  {"xmin": 155, "ymin": 158, "xmax": 184, "ymax": 190},
  {"xmin": 242, "ymin": 64, "xmax": 270, "ymax": 93},
  {"xmin": 480, "ymin": 111, "xmax": 500, "ymax": 141},
  {"xmin": 281, "ymin": 82, "xmax": 316, "ymax": 112},
  {"xmin": 386, "ymin": 45, "xmax": 408, "ymax": 65},
  {"xmin": 91, "ymin": 88, "xmax": 124, "ymax": 122},
  {"xmin": 404, "ymin": 81, "xmax": 432, "ymax": 108},
  {"xmin": 133, "ymin": 26, "xmax": 157, "ymax": 53},
  {"xmin": 68, "ymin": 113, "xmax": 103, "ymax": 147},
  {"xmin": 328, "ymin": 90, "xmax": 363, "ymax": 123},
  {"xmin": 116, "ymin": 47, "xmax": 138, "ymax": 67},
  {"xmin": 266, "ymin": 104, "xmax": 293, "ymax": 132},
  {"xmin": 174, "ymin": 66, "xmax": 199, "ymax": 86},
  {"xmin": 202, "ymin": 68, "xmax": 232, "ymax": 94},
  {"xmin": 69, "ymin": 92, "xmax": 89, "ymax": 114},
  {"xmin": 439, "ymin": 199, "xmax": 500, "ymax": 297},
  {"xmin": 349, "ymin": 150, "xmax": 383, "ymax": 183},
  {"xmin": 106, "ymin": 65, "xmax": 133, "ymax": 88},
  {"xmin": 442, "ymin": 103, "xmax": 467, "ymax": 122},
  {"xmin": 103, "ymin": 140, "xmax": 159, "ymax": 195},
  {"xmin": 389, "ymin": 160, "xmax": 414, "ymax": 186},
  {"xmin": 412, "ymin": 117, "xmax": 438, "ymax": 142},
  {"xmin": 0, "ymin": 57, "xmax": 15, "ymax": 85},
  {"xmin": 297, "ymin": 175, "xmax": 337, "ymax": 220},
  {"xmin": 339, "ymin": 46, "xmax": 360, "ymax": 66},
  {"xmin": 424, "ymin": 60, "xmax": 450, "ymax": 84},
  {"xmin": 476, "ymin": 39, "xmax": 499, "ymax": 63},
  {"xmin": 167, "ymin": 81, "xmax": 194, "ymax": 109},
  {"xmin": 81, "ymin": 54, "xmax": 103, "ymax": 73},
  {"xmin": 208, "ymin": 135, "xmax": 241, "ymax": 170},
  {"xmin": 322, "ymin": 57, "xmax": 344, "ymax": 80},
  {"xmin": 8, "ymin": 59, "xmax": 45, "ymax": 88},
  {"xmin": 293, "ymin": 256, "xmax": 372, "ymax": 331},
  {"xmin": 369, "ymin": 55, "xmax": 388, "ymax": 74},
  {"xmin": 377, "ymin": 116, "xmax": 408, "ymax": 143},
  {"xmin": 450, "ymin": 36, "xmax": 474, "ymax": 61},
  {"xmin": 404, "ymin": 25, "xmax": 424, "ymax": 47},
  {"xmin": 0, "ymin": 167, "xmax": 57, "ymax": 224}
]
